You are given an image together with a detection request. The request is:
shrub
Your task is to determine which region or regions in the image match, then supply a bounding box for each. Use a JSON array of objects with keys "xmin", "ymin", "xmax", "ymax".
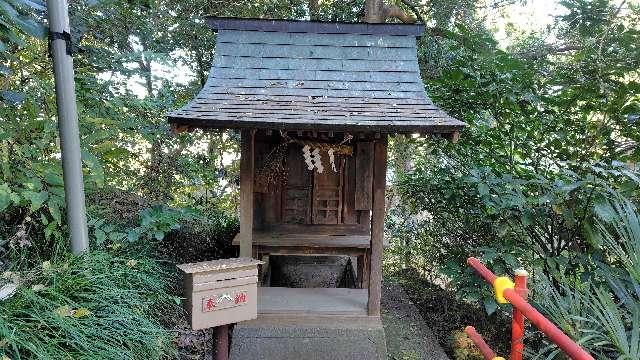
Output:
[
  {"xmin": 451, "ymin": 330, "xmax": 484, "ymax": 360},
  {"xmin": 161, "ymin": 209, "xmax": 239, "ymax": 264},
  {"xmin": 390, "ymin": 151, "xmax": 639, "ymax": 314}
]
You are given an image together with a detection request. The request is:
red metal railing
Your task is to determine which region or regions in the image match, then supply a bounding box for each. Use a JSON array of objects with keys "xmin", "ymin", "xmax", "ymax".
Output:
[
  {"xmin": 511, "ymin": 270, "xmax": 527, "ymax": 360},
  {"xmin": 465, "ymin": 326, "xmax": 499, "ymax": 360},
  {"xmin": 465, "ymin": 257, "xmax": 594, "ymax": 360}
]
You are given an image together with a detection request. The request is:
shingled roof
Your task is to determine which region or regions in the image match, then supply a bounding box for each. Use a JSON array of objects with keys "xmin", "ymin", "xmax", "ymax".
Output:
[{"xmin": 167, "ymin": 18, "xmax": 466, "ymax": 134}]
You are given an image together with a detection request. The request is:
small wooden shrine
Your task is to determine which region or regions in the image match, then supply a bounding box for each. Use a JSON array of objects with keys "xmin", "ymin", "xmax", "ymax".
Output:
[{"xmin": 168, "ymin": 18, "xmax": 465, "ymax": 320}]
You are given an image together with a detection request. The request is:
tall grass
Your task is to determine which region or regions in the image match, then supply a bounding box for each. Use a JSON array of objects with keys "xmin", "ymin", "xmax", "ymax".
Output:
[{"xmin": 0, "ymin": 248, "xmax": 179, "ymax": 359}]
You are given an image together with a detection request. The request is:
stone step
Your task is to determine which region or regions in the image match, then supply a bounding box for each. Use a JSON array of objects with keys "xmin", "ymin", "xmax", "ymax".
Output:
[{"xmin": 230, "ymin": 315, "xmax": 387, "ymax": 360}]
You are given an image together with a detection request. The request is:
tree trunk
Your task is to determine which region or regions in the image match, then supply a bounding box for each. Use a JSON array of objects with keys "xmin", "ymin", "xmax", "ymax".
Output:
[
  {"xmin": 309, "ymin": 0, "xmax": 319, "ymax": 20},
  {"xmin": 364, "ymin": 0, "xmax": 416, "ymax": 24},
  {"xmin": 365, "ymin": 0, "xmax": 385, "ymax": 23},
  {"xmin": 139, "ymin": 38, "xmax": 153, "ymax": 96},
  {"xmin": 194, "ymin": 44, "xmax": 207, "ymax": 87}
]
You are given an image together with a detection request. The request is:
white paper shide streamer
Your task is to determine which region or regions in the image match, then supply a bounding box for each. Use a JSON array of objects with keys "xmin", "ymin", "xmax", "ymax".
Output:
[
  {"xmin": 328, "ymin": 149, "xmax": 337, "ymax": 172},
  {"xmin": 303, "ymin": 145, "xmax": 314, "ymax": 170},
  {"xmin": 311, "ymin": 148, "xmax": 324, "ymax": 173},
  {"xmin": 302, "ymin": 145, "xmax": 340, "ymax": 174}
]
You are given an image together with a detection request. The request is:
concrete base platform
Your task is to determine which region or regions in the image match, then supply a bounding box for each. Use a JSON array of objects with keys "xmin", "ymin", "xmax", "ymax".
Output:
[{"xmin": 230, "ymin": 315, "xmax": 387, "ymax": 360}]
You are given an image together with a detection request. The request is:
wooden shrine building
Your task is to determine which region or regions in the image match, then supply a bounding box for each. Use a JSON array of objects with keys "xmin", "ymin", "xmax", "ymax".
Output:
[{"xmin": 168, "ymin": 18, "xmax": 465, "ymax": 324}]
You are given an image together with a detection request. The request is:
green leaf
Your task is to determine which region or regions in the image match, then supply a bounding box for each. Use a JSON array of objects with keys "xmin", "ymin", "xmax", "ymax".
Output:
[
  {"xmin": 582, "ymin": 221, "xmax": 602, "ymax": 248},
  {"xmin": 126, "ymin": 229, "xmax": 139, "ymax": 242},
  {"xmin": 478, "ymin": 183, "xmax": 490, "ymax": 196},
  {"xmin": 593, "ymin": 198, "xmax": 615, "ymax": 222},
  {"xmin": 95, "ymin": 228, "xmax": 106, "ymax": 246},
  {"xmin": 11, "ymin": 0, "xmax": 47, "ymax": 12},
  {"xmin": 502, "ymin": 254, "xmax": 519, "ymax": 269},
  {"xmin": 0, "ymin": 1, "xmax": 19, "ymax": 21},
  {"xmin": 13, "ymin": 16, "xmax": 46, "ymax": 38},
  {"xmin": 108, "ymin": 231, "xmax": 126, "ymax": 242},
  {"xmin": 22, "ymin": 190, "xmax": 48, "ymax": 212},
  {"xmin": 44, "ymin": 221, "xmax": 58, "ymax": 240},
  {"xmin": 0, "ymin": 183, "xmax": 15, "ymax": 211},
  {"xmin": 48, "ymin": 202, "xmax": 61, "ymax": 223},
  {"xmin": 81, "ymin": 149, "xmax": 105, "ymax": 187},
  {"xmin": 448, "ymin": 69, "xmax": 465, "ymax": 82},
  {"xmin": 522, "ymin": 209, "xmax": 534, "ymax": 227},
  {"xmin": 153, "ymin": 230, "xmax": 164, "ymax": 241},
  {"xmin": 44, "ymin": 169, "xmax": 64, "ymax": 186},
  {"xmin": 0, "ymin": 23, "xmax": 25, "ymax": 47},
  {"xmin": 483, "ymin": 297, "xmax": 498, "ymax": 315}
]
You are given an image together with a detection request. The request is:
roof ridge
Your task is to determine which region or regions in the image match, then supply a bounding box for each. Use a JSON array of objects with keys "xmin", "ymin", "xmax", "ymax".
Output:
[{"xmin": 207, "ymin": 17, "xmax": 425, "ymax": 37}]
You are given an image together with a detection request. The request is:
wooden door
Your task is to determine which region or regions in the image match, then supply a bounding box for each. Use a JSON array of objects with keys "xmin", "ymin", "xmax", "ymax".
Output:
[
  {"xmin": 312, "ymin": 157, "xmax": 344, "ymax": 224},
  {"xmin": 282, "ymin": 146, "xmax": 311, "ymax": 224}
]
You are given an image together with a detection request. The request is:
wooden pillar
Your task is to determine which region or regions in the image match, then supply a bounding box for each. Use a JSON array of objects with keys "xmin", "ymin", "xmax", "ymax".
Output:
[
  {"xmin": 239, "ymin": 129, "xmax": 255, "ymax": 258},
  {"xmin": 213, "ymin": 325, "xmax": 229, "ymax": 360},
  {"xmin": 368, "ymin": 136, "xmax": 387, "ymax": 316}
]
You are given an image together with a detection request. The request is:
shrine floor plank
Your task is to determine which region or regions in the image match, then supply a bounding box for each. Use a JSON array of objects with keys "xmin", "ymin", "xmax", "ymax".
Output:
[
  {"xmin": 258, "ymin": 287, "xmax": 368, "ymax": 316},
  {"xmin": 233, "ymin": 232, "xmax": 372, "ymax": 248}
]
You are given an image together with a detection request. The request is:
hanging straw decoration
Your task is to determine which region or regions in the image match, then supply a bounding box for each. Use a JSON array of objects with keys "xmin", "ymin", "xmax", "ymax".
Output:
[
  {"xmin": 254, "ymin": 132, "xmax": 353, "ymax": 192},
  {"xmin": 255, "ymin": 141, "xmax": 290, "ymax": 193}
]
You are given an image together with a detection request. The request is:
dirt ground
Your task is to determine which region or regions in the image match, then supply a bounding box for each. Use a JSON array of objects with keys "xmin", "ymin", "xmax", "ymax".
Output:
[{"xmin": 388, "ymin": 269, "xmax": 512, "ymax": 359}]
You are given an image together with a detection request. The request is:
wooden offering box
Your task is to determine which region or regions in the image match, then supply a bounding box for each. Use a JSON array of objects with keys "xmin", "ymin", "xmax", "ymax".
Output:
[{"xmin": 178, "ymin": 258, "xmax": 263, "ymax": 330}]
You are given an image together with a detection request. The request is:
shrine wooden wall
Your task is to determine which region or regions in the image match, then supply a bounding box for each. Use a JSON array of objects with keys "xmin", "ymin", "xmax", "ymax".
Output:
[{"xmin": 252, "ymin": 135, "xmax": 374, "ymax": 235}]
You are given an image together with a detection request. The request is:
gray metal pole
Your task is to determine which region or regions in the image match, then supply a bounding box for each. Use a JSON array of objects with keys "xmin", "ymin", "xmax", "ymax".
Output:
[{"xmin": 46, "ymin": 0, "xmax": 89, "ymax": 254}]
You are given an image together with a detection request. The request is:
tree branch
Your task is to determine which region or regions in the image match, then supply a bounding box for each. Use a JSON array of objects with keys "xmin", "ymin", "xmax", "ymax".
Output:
[
  {"xmin": 383, "ymin": 3, "xmax": 416, "ymax": 23},
  {"xmin": 398, "ymin": 0, "xmax": 425, "ymax": 24},
  {"xmin": 516, "ymin": 44, "xmax": 582, "ymax": 60}
]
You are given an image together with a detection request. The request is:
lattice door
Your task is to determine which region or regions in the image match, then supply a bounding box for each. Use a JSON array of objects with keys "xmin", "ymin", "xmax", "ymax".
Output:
[{"xmin": 312, "ymin": 157, "xmax": 344, "ymax": 224}]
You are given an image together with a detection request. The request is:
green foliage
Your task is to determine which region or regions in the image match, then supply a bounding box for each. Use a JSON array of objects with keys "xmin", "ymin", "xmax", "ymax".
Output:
[
  {"xmin": 385, "ymin": 1, "xmax": 640, "ymax": 357},
  {"xmin": 0, "ymin": 247, "xmax": 179, "ymax": 359},
  {"xmin": 137, "ymin": 205, "xmax": 196, "ymax": 241},
  {"xmin": 534, "ymin": 197, "xmax": 640, "ymax": 359},
  {"xmin": 0, "ymin": 0, "xmax": 46, "ymax": 60},
  {"xmin": 388, "ymin": 0, "xmax": 640, "ymax": 272},
  {"xmin": 162, "ymin": 209, "xmax": 239, "ymax": 264}
]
